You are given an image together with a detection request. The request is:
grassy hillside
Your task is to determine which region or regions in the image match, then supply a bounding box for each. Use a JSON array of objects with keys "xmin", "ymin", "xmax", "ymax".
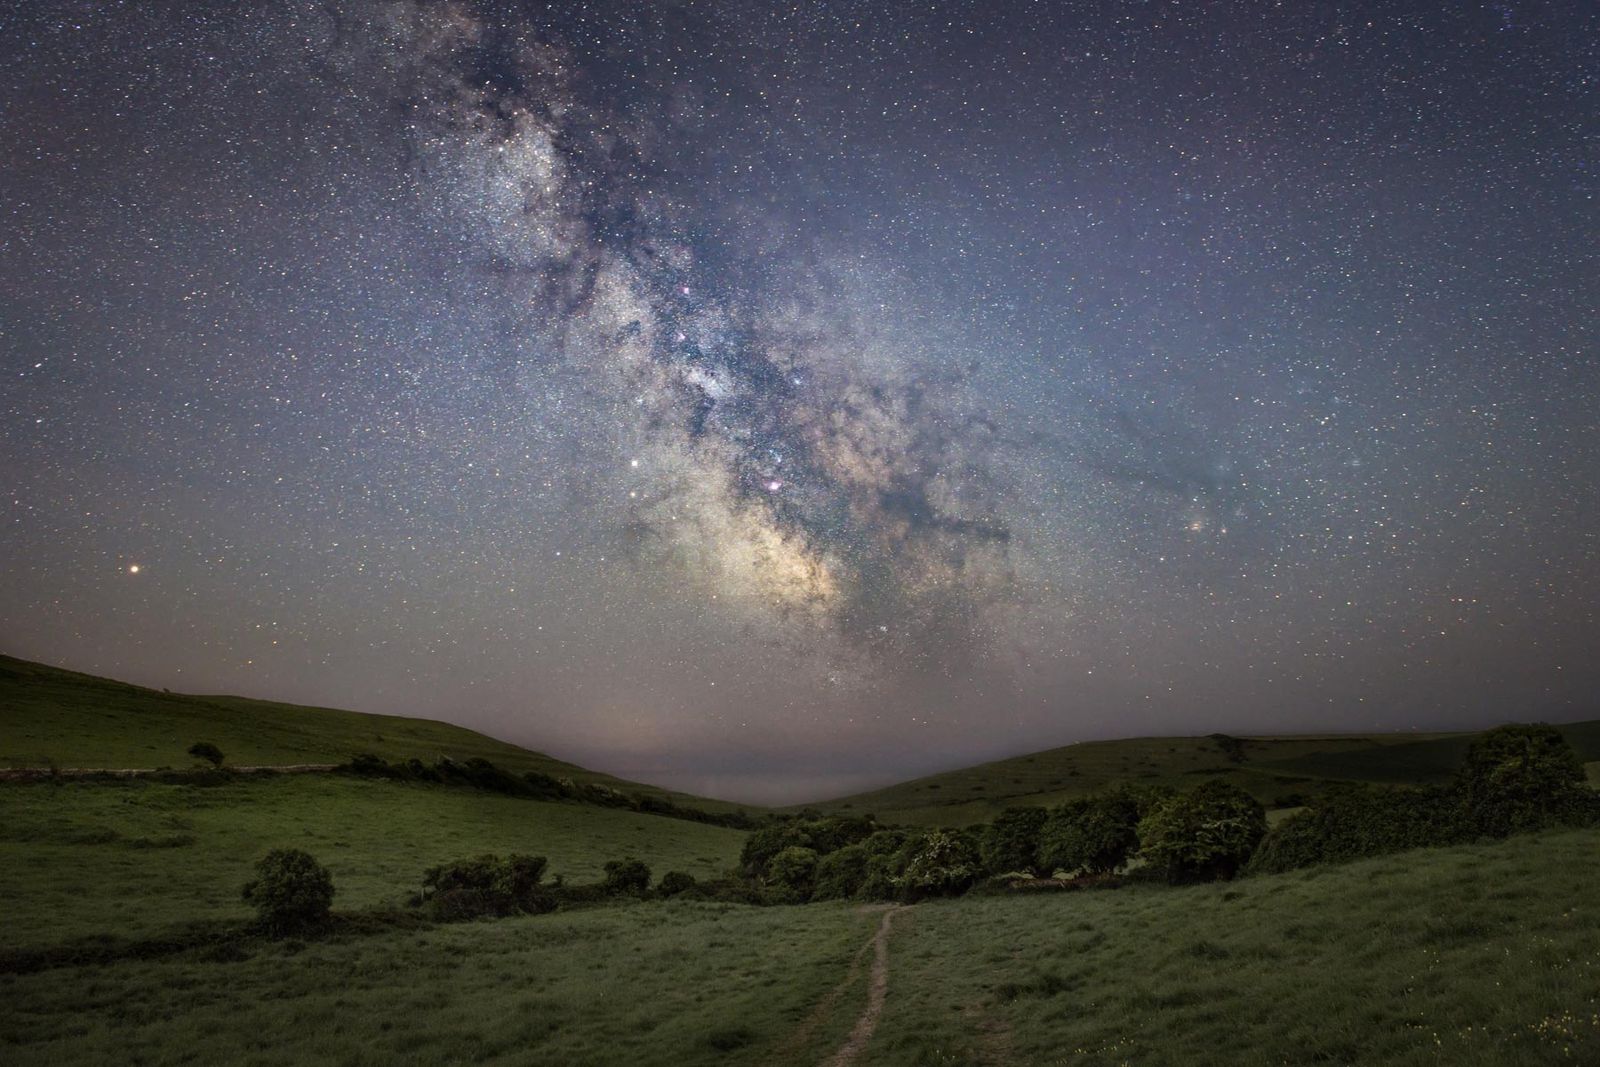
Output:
[
  {"xmin": 0, "ymin": 775, "xmax": 748, "ymax": 950},
  {"xmin": 4, "ymin": 825, "xmax": 1597, "ymax": 1065},
  {"xmin": 0, "ymin": 654, "xmax": 744, "ymax": 812},
  {"xmin": 1256, "ymin": 720, "xmax": 1600, "ymax": 785},
  {"xmin": 871, "ymin": 825, "xmax": 1600, "ymax": 1066},
  {"xmin": 810, "ymin": 725, "xmax": 1600, "ymax": 826}
]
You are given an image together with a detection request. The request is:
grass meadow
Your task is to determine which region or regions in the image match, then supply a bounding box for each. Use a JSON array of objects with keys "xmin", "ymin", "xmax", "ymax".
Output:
[
  {"xmin": 3, "ymin": 827, "xmax": 1598, "ymax": 1065},
  {"xmin": 0, "ymin": 776, "xmax": 746, "ymax": 948},
  {"xmin": 870, "ymin": 827, "xmax": 1600, "ymax": 1066},
  {"xmin": 1, "ymin": 901, "xmax": 877, "ymax": 1066}
]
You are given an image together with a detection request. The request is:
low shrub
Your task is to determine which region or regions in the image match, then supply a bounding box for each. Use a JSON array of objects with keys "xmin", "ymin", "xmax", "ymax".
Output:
[
  {"xmin": 187, "ymin": 741, "xmax": 225, "ymax": 768},
  {"xmin": 601, "ymin": 857, "xmax": 651, "ymax": 897},
  {"xmin": 420, "ymin": 854, "xmax": 553, "ymax": 920},
  {"xmin": 657, "ymin": 870, "xmax": 697, "ymax": 897},
  {"xmin": 242, "ymin": 849, "xmax": 335, "ymax": 935}
]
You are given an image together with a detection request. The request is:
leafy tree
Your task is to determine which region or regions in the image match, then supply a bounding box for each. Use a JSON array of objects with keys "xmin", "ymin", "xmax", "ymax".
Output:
[
  {"xmin": 1039, "ymin": 789, "xmax": 1143, "ymax": 875},
  {"xmin": 766, "ymin": 846, "xmax": 820, "ymax": 898},
  {"xmin": 808, "ymin": 815, "xmax": 878, "ymax": 854},
  {"xmin": 813, "ymin": 844, "xmax": 870, "ymax": 900},
  {"xmin": 187, "ymin": 741, "xmax": 225, "ymax": 768},
  {"xmin": 851, "ymin": 829, "xmax": 915, "ymax": 900},
  {"xmin": 894, "ymin": 829, "xmax": 982, "ymax": 901},
  {"xmin": 1455, "ymin": 723, "xmax": 1590, "ymax": 837},
  {"xmin": 1138, "ymin": 781, "xmax": 1266, "ymax": 883},
  {"xmin": 601, "ymin": 857, "xmax": 651, "ymax": 896},
  {"xmin": 738, "ymin": 824, "xmax": 815, "ymax": 879},
  {"xmin": 980, "ymin": 807, "xmax": 1046, "ymax": 875},
  {"xmin": 242, "ymin": 848, "xmax": 334, "ymax": 934}
]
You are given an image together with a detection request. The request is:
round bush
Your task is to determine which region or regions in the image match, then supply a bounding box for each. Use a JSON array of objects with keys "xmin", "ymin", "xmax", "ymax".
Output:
[
  {"xmin": 602, "ymin": 857, "xmax": 651, "ymax": 896},
  {"xmin": 242, "ymin": 848, "xmax": 334, "ymax": 934},
  {"xmin": 657, "ymin": 870, "xmax": 697, "ymax": 897}
]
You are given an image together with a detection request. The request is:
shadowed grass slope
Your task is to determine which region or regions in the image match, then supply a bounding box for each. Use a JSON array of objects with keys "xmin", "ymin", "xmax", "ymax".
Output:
[{"xmin": 807, "ymin": 726, "xmax": 1600, "ymax": 827}]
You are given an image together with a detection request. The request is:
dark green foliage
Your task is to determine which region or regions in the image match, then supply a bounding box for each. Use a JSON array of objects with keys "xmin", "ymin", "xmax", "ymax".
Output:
[
  {"xmin": 738, "ymin": 824, "xmax": 815, "ymax": 879},
  {"xmin": 765, "ymin": 846, "xmax": 820, "ymax": 900},
  {"xmin": 338, "ymin": 754, "xmax": 763, "ymax": 829},
  {"xmin": 187, "ymin": 741, "xmax": 225, "ymax": 767},
  {"xmin": 807, "ymin": 814, "xmax": 877, "ymax": 854},
  {"xmin": 812, "ymin": 844, "xmax": 870, "ymax": 900},
  {"xmin": 893, "ymin": 829, "xmax": 983, "ymax": 901},
  {"xmin": 860, "ymin": 828, "xmax": 908, "ymax": 856},
  {"xmin": 1038, "ymin": 789, "xmax": 1143, "ymax": 875},
  {"xmin": 601, "ymin": 857, "xmax": 651, "ymax": 896},
  {"xmin": 1454, "ymin": 723, "xmax": 1591, "ymax": 837},
  {"xmin": 1137, "ymin": 780, "xmax": 1266, "ymax": 883},
  {"xmin": 420, "ymin": 854, "xmax": 553, "ymax": 920},
  {"xmin": 1251, "ymin": 725, "xmax": 1597, "ymax": 875},
  {"xmin": 852, "ymin": 829, "xmax": 915, "ymax": 900},
  {"xmin": 656, "ymin": 870, "xmax": 696, "ymax": 897},
  {"xmin": 980, "ymin": 806, "xmax": 1046, "ymax": 875},
  {"xmin": 1248, "ymin": 785, "xmax": 1466, "ymax": 875},
  {"xmin": 737, "ymin": 815, "xmax": 879, "ymax": 880},
  {"xmin": 241, "ymin": 848, "xmax": 334, "ymax": 934}
]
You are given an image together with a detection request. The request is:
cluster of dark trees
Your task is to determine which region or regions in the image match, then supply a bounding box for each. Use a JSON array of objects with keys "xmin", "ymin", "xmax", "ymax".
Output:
[
  {"xmin": 339, "ymin": 753, "xmax": 766, "ymax": 830},
  {"xmin": 245, "ymin": 724, "xmax": 1596, "ymax": 936},
  {"xmin": 1249, "ymin": 723, "xmax": 1598, "ymax": 874},
  {"xmin": 732, "ymin": 723, "xmax": 1598, "ymax": 901},
  {"xmin": 728, "ymin": 779, "xmax": 1267, "ymax": 905}
]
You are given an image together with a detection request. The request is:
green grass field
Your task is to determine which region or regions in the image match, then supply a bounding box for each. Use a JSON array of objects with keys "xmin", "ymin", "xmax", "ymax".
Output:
[
  {"xmin": 4, "ymin": 827, "xmax": 1597, "ymax": 1065},
  {"xmin": 0, "ymin": 774, "xmax": 748, "ymax": 950},
  {"xmin": 1, "ymin": 900, "xmax": 878, "ymax": 1067},
  {"xmin": 866, "ymin": 826, "xmax": 1600, "ymax": 1066}
]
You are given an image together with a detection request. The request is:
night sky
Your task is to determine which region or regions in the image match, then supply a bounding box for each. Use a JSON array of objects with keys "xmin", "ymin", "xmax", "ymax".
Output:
[{"xmin": 2, "ymin": 1, "xmax": 1595, "ymax": 802}]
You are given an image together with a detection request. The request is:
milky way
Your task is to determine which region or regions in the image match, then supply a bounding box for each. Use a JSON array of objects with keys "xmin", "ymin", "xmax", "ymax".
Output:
[{"xmin": 2, "ymin": 1, "xmax": 1595, "ymax": 801}]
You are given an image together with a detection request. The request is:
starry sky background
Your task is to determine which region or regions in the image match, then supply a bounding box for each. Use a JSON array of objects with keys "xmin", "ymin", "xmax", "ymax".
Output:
[{"xmin": 2, "ymin": 0, "xmax": 1595, "ymax": 802}]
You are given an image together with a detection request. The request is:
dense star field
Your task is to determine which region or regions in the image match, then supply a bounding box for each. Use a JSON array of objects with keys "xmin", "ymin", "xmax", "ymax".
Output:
[{"xmin": 1, "ymin": 1, "xmax": 1594, "ymax": 801}]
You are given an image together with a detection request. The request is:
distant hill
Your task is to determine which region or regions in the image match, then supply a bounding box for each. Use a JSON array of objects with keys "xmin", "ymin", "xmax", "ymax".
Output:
[
  {"xmin": 803, "ymin": 725, "xmax": 1600, "ymax": 826},
  {"xmin": 0, "ymin": 654, "xmax": 747, "ymax": 813}
]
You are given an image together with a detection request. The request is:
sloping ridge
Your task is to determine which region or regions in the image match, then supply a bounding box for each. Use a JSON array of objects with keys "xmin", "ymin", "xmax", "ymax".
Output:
[{"xmin": 0, "ymin": 653, "xmax": 745, "ymax": 812}]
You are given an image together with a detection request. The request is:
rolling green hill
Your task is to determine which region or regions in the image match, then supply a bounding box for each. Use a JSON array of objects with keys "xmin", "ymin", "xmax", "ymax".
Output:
[
  {"xmin": 0, "ymin": 656, "xmax": 755, "ymax": 954},
  {"xmin": 0, "ymin": 654, "xmax": 743, "ymax": 812},
  {"xmin": 0, "ymin": 774, "xmax": 748, "ymax": 950},
  {"xmin": 807, "ymin": 724, "xmax": 1600, "ymax": 826}
]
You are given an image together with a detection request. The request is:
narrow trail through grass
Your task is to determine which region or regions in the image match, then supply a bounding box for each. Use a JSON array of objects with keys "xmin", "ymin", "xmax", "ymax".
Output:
[{"xmin": 822, "ymin": 905, "xmax": 904, "ymax": 1067}]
